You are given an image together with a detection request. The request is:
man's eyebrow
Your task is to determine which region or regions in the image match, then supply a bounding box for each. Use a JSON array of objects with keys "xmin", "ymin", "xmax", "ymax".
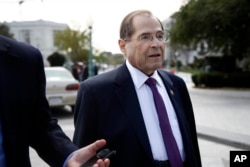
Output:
[
  {"xmin": 157, "ymin": 31, "xmax": 164, "ymax": 34},
  {"xmin": 139, "ymin": 32, "xmax": 150, "ymax": 35}
]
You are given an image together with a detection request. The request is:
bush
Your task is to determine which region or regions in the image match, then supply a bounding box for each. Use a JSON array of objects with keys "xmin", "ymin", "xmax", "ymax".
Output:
[
  {"xmin": 192, "ymin": 71, "xmax": 250, "ymax": 88},
  {"xmin": 47, "ymin": 52, "xmax": 66, "ymax": 67}
]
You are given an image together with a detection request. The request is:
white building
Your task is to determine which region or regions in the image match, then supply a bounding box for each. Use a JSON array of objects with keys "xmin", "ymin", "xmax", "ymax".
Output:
[
  {"xmin": 162, "ymin": 17, "xmax": 197, "ymax": 69},
  {"xmin": 7, "ymin": 20, "xmax": 68, "ymax": 61}
]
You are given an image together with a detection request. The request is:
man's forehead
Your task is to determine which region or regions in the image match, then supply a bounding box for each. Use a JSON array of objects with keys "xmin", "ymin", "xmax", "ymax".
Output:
[
  {"xmin": 132, "ymin": 17, "xmax": 162, "ymax": 34},
  {"xmin": 133, "ymin": 15, "xmax": 161, "ymax": 27}
]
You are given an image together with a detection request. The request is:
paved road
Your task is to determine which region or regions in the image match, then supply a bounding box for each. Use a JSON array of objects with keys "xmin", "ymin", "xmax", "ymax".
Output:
[
  {"xmin": 178, "ymin": 72, "xmax": 250, "ymax": 167},
  {"xmin": 30, "ymin": 72, "xmax": 250, "ymax": 167}
]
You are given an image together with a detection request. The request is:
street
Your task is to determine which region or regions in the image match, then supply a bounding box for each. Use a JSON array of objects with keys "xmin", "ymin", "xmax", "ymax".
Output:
[
  {"xmin": 30, "ymin": 73, "xmax": 250, "ymax": 167},
  {"xmin": 188, "ymin": 85, "xmax": 249, "ymax": 167}
]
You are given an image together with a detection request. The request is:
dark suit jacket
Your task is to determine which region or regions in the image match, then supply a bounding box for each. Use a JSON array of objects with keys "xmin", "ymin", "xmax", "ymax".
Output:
[
  {"xmin": 73, "ymin": 63, "xmax": 202, "ymax": 167},
  {"xmin": 0, "ymin": 35, "xmax": 77, "ymax": 167}
]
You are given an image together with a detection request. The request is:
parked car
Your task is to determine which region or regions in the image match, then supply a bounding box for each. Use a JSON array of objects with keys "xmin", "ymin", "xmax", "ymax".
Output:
[{"xmin": 44, "ymin": 67, "xmax": 80, "ymax": 112}]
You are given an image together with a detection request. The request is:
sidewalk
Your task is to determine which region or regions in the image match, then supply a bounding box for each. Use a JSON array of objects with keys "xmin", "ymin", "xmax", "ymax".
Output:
[{"xmin": 176, "ymin": 72, "xmax": 250, "ymax": 167}]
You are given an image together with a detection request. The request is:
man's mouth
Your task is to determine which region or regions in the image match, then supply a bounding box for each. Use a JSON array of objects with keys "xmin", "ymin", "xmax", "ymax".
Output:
[{"xmin": 149, "ymin": 54, "xmax": 161, "ymax": 57}]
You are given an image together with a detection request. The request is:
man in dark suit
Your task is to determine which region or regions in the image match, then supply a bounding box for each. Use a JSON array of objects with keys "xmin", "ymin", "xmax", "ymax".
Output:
[
  {"xmin": 0, "ymin": 35, "xmax": 110, "ymax": 167},
  {"xmin": 73, "ymin": 10, "xmax": 201, "ymax": 167}
]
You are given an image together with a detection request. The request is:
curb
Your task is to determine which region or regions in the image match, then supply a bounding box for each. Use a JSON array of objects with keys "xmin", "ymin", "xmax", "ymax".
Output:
[{"xmin": 197, "ymin": 126, "xmax": 250, "ymax": 150}]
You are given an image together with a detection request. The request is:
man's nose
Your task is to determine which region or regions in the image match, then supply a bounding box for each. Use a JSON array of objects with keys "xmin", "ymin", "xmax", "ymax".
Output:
[{"xmin": 150, "ymin": 36, "xmax": 162, "ymax": 47}]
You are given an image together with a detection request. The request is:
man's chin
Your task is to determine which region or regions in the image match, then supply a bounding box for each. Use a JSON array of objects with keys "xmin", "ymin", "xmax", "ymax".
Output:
[{"xmin": 152, "ymin": 62, "xmax": 163, "ymax": 69}]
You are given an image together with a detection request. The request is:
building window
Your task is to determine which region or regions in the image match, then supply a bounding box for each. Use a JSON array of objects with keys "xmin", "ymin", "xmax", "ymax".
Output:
[{"xmin": 20, "ymin": 30, "xmax": 30, "ymax": 44}]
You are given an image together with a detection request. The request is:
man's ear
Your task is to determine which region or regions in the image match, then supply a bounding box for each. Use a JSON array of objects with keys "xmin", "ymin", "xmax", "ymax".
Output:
[{"xmin": 118, "ymin": 39, "xmax": 126, "ymax": 54}]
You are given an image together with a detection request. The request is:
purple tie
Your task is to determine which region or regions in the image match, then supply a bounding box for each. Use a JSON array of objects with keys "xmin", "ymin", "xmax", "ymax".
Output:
[{"xmin": 145, "ymin": 78, "xmax": 183, "ymax": 167}]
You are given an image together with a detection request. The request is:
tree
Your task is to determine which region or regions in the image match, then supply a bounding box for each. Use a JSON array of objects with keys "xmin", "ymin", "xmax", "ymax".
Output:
[
  {"xmin": 94, "ymin": 52, "xmax": 108, "ymax": 64},
  {"xmin": 0, "ymin": 23, "xmax": 14, "ymax": 38},
  {"xmin": 54, "ymin": 27, "xmax": 89, "ymax": 62},
  {"xmin": 170, "ymin": 0, "xmax": 250, "ymax": 61}
]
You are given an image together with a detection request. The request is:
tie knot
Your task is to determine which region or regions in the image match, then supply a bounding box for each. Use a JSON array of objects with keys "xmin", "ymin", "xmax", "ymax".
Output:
[{"xmin": 145, "ymin": 77, "xmax": 157, "ymax": 87}]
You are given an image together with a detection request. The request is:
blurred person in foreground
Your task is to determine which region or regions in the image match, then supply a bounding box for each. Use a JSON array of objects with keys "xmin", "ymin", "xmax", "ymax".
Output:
[
  {"xmin": 73, "ymin": 10, "xmax": 201, "ymax": 167},
  {"xmin": 0, "ymin": 35, "xmax": 110, "ymax": 167}
]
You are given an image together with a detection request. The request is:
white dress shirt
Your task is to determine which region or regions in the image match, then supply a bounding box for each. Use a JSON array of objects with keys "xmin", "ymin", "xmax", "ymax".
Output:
[{"xmin": 126, "ymin": 60, "xmax": 185, "ymax": 161}]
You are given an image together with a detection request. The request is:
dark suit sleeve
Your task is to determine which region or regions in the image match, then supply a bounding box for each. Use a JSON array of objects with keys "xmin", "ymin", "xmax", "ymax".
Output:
[
  {"xmin": 0, "ymin": 36, "xmax": 78, "ymax": 167},
  {"xmin": 23, "ymin": 45, "xmax": 77, "ymax": 166}
]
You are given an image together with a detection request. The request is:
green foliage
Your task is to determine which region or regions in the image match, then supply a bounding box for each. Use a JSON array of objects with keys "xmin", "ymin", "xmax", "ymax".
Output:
[
  {"xmin": 54, "ymin": 27, "xmax": 89, "ymax": 62},
  {"xmin": 192, "ymin": 71, "xmax": 250, "ymax": 88},
  {"xmin": 189, "ymin": 57, "xmax": 204, "ymax": 69},
  {"xmin": 47, "ymin": 52, "xmax": 66, "ymax": 66},
  {"xmin": 205, "ymin": 56, "xmax": 239, "ymax": 72},
  {"xmin": 170, "ymin": 0, "xmax": 250, "ymax": 59},
  {"xmin": 0, "ymin": 23, "xmax": 13, "ymax": 38},
  {"xmin": 94, "ymin": 52, "xmax": 108, "ymax": 63}
]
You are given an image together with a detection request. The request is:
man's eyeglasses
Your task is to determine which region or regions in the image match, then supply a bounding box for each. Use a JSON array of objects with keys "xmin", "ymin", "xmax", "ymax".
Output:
[{"xmin": 125, "ymin": 31, "xmax": 169, "ymax": 43}]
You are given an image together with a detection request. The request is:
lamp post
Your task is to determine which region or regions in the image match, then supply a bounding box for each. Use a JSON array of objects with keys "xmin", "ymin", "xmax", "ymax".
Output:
[
  {"xmin": 87, "ymin": 18, "xmax": 94, "ymax": 78},
  {"xmin": 18, "ymin": 0, "xmax": 24, "ymax": 20}
]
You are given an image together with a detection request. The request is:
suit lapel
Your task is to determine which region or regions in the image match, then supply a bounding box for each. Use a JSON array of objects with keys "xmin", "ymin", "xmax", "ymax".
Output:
[
  {"xmin": 158, "ymin": 70, "xmax": 195, "ymax": 162},
  {"xmin": 158, "ymin": 70, "xmax": 184, "ymax": 122},
  {"xmin": 114, "ymin": 64, "xmax": 153, "ymax": 160},
  {"xmin": 158, "ymin": 70, "xmax": 190, "ymax": 131}
]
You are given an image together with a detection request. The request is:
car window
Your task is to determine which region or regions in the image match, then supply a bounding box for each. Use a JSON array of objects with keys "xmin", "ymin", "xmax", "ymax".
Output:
[{"xmin": 45, "ymin": 69, "xmax": 73, "ymax": 79}]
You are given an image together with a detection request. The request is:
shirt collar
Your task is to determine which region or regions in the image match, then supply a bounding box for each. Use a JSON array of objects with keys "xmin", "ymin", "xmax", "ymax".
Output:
[{"xmin": 126, "ymin": 60, "xmax": 164, "ymax": 89}]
